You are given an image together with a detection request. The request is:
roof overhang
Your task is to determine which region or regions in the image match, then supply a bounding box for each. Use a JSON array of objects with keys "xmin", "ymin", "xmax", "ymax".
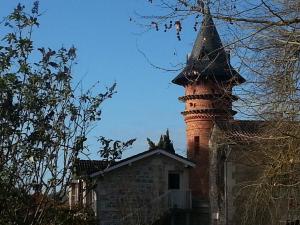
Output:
[{"xmin": 90, "ymin": 149, "xmax": 195, "ymax": 178}]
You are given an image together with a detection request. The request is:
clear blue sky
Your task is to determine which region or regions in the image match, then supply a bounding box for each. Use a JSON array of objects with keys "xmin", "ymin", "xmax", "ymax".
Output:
[{"xmin": 1, "ymin": 1, "xmax": 245, "ymax": 159}]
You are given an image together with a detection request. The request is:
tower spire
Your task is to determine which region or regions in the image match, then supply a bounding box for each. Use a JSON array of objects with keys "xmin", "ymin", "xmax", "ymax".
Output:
[
  {"xmin": 172, "ymin": 9, "xmax": 245, "ymax": 86},
  {"xmin": 172, "ymin": 8, "xmax": 246, "ymax": 201},
  {"xmin": 189, "ymin": 7, "xmax": 225, "ymax": 64}
]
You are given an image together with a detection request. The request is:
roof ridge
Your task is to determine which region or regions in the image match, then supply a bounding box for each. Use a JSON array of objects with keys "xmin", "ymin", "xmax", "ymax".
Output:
[{"xmin": 90, "ymin": 149, "xmax": 195, "ymax": 178}]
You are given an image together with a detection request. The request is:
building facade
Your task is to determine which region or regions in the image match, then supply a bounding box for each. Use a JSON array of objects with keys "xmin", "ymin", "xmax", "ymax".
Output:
[
  {"xmin": 172, "ymin": 7, "xmax": 245, "ymax": 205},
  {"xmin": 69, "ymin": 6, "xmax": 299, "ymax": 225},
  {"xmin": 70, "ymin": 149, "xmax": 195, "ymax": 225}
]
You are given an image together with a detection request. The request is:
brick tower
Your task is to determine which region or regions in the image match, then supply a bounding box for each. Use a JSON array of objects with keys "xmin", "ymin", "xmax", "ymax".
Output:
[{"xmin": 172, "ymin": 9, "xmax": 245, "ymax": 201}]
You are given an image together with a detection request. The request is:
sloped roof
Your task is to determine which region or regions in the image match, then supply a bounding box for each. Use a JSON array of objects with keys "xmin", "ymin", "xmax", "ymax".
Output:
[
  {"xmin": 89, "ymin": 149, "xmax": 195, "ymax": 178},
  {"xmin": 213, "ymin": 120, "xmax": 266, "ymax": 142},
  {"xmin": 172, "ymin": 9, "xmax": 245, "ymax": 86},
  {"xmin": 190, "ymin": 8, "xmax": 225, "ymax": 63},
  {"xmin": 213, "ymin": 120, "xmax": 300, "ymax": 144},
  {"xmin": 73, "ymin": 159, "xmax": 112, "ymax": 176}
]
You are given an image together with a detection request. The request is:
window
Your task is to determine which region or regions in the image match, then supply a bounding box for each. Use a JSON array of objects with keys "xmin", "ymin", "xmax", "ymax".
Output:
[
  {"xmin": 168, "ymin": 173, "xmax": 180, "ymax": 190},
  {"xmin": 78, "ymin": 180, "xmax": 83, "ymax": 205},
  {"xmin": 194, "ymin": 136, "xmax": 200, "ymax": 152},
  {"xmin": 286, "ymin": 220, "xmax": 299, "ymax": 225},
  {"xmin": 71, "ymin": 183, "xmax": 77, "ymax": 206}
]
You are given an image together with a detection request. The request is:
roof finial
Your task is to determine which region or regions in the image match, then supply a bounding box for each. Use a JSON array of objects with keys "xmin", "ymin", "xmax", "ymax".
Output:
[
  {"xmin": 198, "ymin": 0, "xmax": 210, "ymax": 14},
  {"xmin": 205, "ymin": 2, "xmax": 210, "ymax": 15},
  {"xmin": 197, "ymin": 0, "xmax": 205, "ymax": 12}
]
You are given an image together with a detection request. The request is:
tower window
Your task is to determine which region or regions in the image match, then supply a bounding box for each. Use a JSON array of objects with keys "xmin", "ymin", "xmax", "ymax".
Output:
[{"xmin": 194, "ymin": 136, "xmax": 200, "ymax": 153}]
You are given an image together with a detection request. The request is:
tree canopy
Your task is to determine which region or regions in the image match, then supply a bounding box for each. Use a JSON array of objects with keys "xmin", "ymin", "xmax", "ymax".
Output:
[
  {"xmin": 147, "ymin": 129, "xmax": 175, "ymax": 154},
  {"xmin": 0, "ymin": 2, "xmax": 134, "ymax": 224}
]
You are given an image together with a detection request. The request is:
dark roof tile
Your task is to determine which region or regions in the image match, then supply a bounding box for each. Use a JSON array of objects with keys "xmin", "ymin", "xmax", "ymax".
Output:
[
  {"xmin": 215, "ymin": 120, "xmax": 267, "ymax": 141},
  {"xmin": 74, "ymin": 159, "xmax": 112, "ymax": 175},
  {"xmin": 172, "ymin": 8, "xmax": 245, "ymax": 86}
]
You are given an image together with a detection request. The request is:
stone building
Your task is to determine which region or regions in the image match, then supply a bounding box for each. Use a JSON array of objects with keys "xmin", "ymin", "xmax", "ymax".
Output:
[
  {"xmin": 69, "ymin": 7, "xmax": 299, "ymax": 225},
  {"xmin": 70, "ymin": 149, "xmax": 196, "ymax": 225}
]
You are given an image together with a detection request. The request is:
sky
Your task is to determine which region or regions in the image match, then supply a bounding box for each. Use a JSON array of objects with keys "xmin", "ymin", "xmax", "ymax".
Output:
[{"xmin": 1, "ymin": 1, "xmax": 245, "ymax": 159}]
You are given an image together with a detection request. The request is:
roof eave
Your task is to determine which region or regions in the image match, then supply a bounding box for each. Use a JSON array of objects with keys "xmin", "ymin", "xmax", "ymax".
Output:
[
  {"xmin": 89, "ymin": 149, "xmax": 195, "ymax": 178},
  {"xmin": 172, "ymin": 67, "xmax": 246, "ymax": 86}
]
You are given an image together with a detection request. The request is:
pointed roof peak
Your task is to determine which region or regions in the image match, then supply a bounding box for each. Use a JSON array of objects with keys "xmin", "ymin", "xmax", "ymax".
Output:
[
  {"xmin": 171, "ymin": 8, "xmax": 246, "ymax": 86},
  {"xmin": 189, "ymin": 8, "xmax": 225, "ymax": 63}
]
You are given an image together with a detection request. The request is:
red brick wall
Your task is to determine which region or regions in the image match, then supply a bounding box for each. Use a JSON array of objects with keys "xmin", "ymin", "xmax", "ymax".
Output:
[{"xmin": 183, "ymin": 81, "xmax": 233, "ymax": 199}]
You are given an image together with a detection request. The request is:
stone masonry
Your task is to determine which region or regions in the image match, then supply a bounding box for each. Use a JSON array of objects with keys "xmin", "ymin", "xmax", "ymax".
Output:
[{"xmin": 94, "ymin": 154, "xmax": 190, "ymax": 225}]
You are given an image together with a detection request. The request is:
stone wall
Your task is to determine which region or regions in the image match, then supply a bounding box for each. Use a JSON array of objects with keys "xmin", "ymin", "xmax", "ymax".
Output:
[
  {"xmin": 94, "ymin": 154, "xmax": 190, "ymax": 225},
  {"xmin": 226, "ymin": 148, "xmax": 264, "ymax": 225}
]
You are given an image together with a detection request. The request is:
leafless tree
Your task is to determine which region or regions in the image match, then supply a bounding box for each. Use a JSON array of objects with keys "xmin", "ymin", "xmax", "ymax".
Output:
[{"xmin": 138, "ymin": 1, "xmax": 300, "ymax": 224}]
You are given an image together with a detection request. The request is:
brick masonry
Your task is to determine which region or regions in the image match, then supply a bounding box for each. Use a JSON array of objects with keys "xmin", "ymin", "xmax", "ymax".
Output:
[{"xmin": 182, "ymin": 81, "xmax": 234, "ymax": 199}]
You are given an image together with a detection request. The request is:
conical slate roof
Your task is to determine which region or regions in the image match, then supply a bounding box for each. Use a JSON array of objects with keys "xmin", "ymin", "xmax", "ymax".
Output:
[{"xmin": 172, "ymin": 9, "xmax": 245, "ymax": 86}]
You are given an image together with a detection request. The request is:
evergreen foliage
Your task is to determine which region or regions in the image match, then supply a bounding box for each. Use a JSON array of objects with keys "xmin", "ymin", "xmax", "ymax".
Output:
[{"xmin": 147, "ymin": 129, "xmax": 175, "ymax": 154}]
